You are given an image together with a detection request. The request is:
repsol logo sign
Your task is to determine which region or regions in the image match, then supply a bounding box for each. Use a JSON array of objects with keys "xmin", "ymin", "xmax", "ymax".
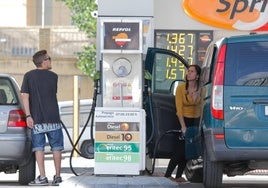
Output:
[
  {"xmin": 112, "ymin": 28, "xmax": 131, "ymax": 32},
  {"xmin": 183, "ymin": 0, "xmax": 268, "ymax": 31}
]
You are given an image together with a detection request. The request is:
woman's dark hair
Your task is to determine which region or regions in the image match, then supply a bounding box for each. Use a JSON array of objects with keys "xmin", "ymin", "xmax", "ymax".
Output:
[
  {"xmin": 185, "ymin": 64, "xmax": 201, "ymax": 91},
  {"xmin": 32, "ymin": 50, "xmax": 47, "ymax": 67}
]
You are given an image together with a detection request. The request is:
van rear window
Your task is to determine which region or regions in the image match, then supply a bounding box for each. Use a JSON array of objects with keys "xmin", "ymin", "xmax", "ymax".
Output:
[{"xmin": 225, "ymin": 41, "xmax": 268, "ymax": 86}]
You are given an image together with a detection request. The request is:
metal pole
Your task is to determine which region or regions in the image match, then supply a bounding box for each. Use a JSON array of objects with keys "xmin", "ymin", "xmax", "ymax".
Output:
[
  {"xmin": 42, "ymin": 0, "xmax": 45, "ymax": 28},
  {"xmin": 73, "ymin": 75, "xmax": 80, "ymax": 157}
]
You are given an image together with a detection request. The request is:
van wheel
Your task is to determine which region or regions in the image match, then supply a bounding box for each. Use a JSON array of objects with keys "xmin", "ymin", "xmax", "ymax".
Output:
[
  {"xmin": 203, "ymin": 147, "xmax": 223, "ymax": 188},
  {"xmin": 185, "ymin": 159, "xmax": 203, "ymax": 182},
  {"xmin": 18, "ymin": 153, "xmax": 36, "ymax": 185}
]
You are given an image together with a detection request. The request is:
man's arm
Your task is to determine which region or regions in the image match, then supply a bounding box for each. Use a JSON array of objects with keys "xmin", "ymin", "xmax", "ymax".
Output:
[{"xmin": 21, "ymin": 93, "xmax": 34, "ymax": 129}]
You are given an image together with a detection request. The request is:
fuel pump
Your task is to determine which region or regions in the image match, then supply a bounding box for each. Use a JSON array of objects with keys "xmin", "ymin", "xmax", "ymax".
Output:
[
  {"xmin": 94, "ymin": 0, "xmax": 154, "ymax": 175},
  {"xmin": 94, "ymin": 19, "xmax": 146, "ymax": 175}
]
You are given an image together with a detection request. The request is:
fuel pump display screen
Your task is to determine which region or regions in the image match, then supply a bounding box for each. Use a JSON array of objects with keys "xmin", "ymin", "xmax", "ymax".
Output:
[
  {"xmin": 153, "ymin": 30, "xmax": 213, "ymax": 93},
  {"xmin": 155, "ymin": 30, "xmax": 213, "ymax": 66}
]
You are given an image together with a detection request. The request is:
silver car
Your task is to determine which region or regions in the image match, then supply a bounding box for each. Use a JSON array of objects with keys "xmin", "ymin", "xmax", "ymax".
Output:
[{"xmin": 0, "ymin": 74, "xmax": 35, "ymax": 185}]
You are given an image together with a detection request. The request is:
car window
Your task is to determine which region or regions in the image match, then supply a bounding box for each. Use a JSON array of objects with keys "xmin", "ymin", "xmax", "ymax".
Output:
[
  {"xmin": 201, "ymin": 44, "xmax": 216, "ymax": 85},
  {"xmin": 152, "ymin": 53, "xmax": 187, "ymax": 94},
  {"xmin": 0, "ymin": 78, "xmax": 18, "ymax": 105},
  {"xmin": 225, "ymin": 41, "xmax": 268, "ymax": 86}
]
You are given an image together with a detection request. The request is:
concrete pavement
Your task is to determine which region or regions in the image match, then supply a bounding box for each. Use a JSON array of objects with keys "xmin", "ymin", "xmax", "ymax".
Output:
[
  {"xmin": 59, "ymin": 153, "xmax": 180, "ymax": 188},
  {"xmin": 2, "ymin": 152, "xmax": 267, "ymax": 187}
]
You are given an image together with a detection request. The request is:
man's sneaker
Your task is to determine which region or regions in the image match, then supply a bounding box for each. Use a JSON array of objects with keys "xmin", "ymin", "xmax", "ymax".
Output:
[
  {"xmin": 28, "ymin": 175, "xmax": 48, "ymax": 186},
  {"xmin": 52, "ymin": 175, "xmax": 62, "ymax": 186}
]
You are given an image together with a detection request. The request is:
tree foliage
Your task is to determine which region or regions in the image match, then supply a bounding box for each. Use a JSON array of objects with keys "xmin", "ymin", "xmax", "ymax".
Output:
[{"xmin": 61, "ymin": 0, "xmax": 98, "ymax": 79}]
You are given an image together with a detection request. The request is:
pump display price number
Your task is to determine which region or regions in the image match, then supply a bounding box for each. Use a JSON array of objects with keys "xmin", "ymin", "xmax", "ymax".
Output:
[
  {"xmin": 153, "ymin": 30, "xmax": 212, "ymax": 93},
  {"xmin": 164, "ymin": 32, "xmax": 194, "ymax": 80},
  {"xmin": 155, "ymin": 30, "xmax": 213, "ymax": 80},
  {"xmin": 166, "ymin": 32, "xmax": 194, "ymax": 64},
  {"xmin": 165, "ymin": 56, "xmax": 186, "ymax": 80}
]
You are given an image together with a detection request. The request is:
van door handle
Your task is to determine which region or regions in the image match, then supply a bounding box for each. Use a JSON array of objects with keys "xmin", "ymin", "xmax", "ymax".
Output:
[{"xmin": 253, "ymin": 99, "xmax": 268, "ymax": 104}]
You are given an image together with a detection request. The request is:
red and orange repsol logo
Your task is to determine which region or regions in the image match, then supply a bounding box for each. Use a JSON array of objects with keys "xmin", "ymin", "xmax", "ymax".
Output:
[{"xmin": 182, "ymin": 0, "xmax": 268, "ymax": 31}]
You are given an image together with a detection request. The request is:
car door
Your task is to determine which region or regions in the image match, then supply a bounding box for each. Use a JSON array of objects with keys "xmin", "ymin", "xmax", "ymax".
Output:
[
  {"xmin": 224, "ymin": 40, "xmax": 268, "ymax": 148},
  {"xmin": 144, "ymin": 47, "xmax": 189, "ymax": 158}
]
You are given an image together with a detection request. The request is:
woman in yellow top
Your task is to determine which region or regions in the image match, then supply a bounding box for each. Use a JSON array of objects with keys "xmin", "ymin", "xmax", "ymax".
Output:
[
  {"xmin": 165, "ymin": 64, "xmax": 203, "ymax": 183},
  {"xmin": 176, "ymin": 64, "xmax": 203, "ymax": 134}
]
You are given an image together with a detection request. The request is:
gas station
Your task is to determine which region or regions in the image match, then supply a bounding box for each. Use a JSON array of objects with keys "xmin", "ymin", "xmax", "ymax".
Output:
[{"xmin": 60, "ymin": 0, "xmax": 268, "ymax": 187}]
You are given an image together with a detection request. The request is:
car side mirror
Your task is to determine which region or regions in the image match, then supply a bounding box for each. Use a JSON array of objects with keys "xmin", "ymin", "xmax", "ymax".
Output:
[{"xmin": 170, "ymin": 79, "xmax": 185, "ymax": 95}]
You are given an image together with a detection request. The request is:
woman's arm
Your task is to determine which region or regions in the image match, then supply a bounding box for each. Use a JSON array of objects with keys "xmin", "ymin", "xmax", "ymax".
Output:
[{"xmin": 175, "ymin": 84, "xmax": 186, "ymax": 133}]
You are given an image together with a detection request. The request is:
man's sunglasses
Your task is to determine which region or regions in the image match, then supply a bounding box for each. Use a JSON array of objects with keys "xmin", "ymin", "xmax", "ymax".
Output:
[{"xmin": 44, "ymin": 57, "xmax": 51, "ymax": 61}]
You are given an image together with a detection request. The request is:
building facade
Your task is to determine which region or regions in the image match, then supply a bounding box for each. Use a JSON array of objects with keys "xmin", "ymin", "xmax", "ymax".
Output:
[{"xmin": 0, "ymin": 0, "xmax": 93, "ymax": 101}]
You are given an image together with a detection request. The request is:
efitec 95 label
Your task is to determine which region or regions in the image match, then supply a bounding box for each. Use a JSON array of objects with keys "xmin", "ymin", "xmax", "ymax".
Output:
[{"xmin": 182, "ymin": 0, "xmax": 268, "ymax": 31}]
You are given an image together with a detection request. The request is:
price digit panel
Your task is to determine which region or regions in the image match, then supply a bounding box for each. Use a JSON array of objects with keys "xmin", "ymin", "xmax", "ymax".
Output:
[
  {"xmin": 152, "ymin": 30, "xmax": 213, "ymax": 93},
  {"xmin": 155, "ymin": 29, "xmax": 213, "ymax": 72}
]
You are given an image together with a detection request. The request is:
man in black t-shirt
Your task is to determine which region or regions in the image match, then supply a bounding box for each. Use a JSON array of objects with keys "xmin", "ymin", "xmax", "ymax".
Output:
[{"xmin": 21, "ymin": 50, "xmax": 63, "ymax": 186}]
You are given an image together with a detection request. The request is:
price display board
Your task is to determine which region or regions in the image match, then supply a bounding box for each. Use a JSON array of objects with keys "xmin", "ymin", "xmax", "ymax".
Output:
[
  {"xmin": 153, "ymin": 30, "xmax": 213, "ymax": 93},
  {"xmin": 155, "ymin": 30, "xmax": 213, "ymax": 66},
  {"xmin": 94, "ymin": 107, "xmax": 145, "ymax": 175}
]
